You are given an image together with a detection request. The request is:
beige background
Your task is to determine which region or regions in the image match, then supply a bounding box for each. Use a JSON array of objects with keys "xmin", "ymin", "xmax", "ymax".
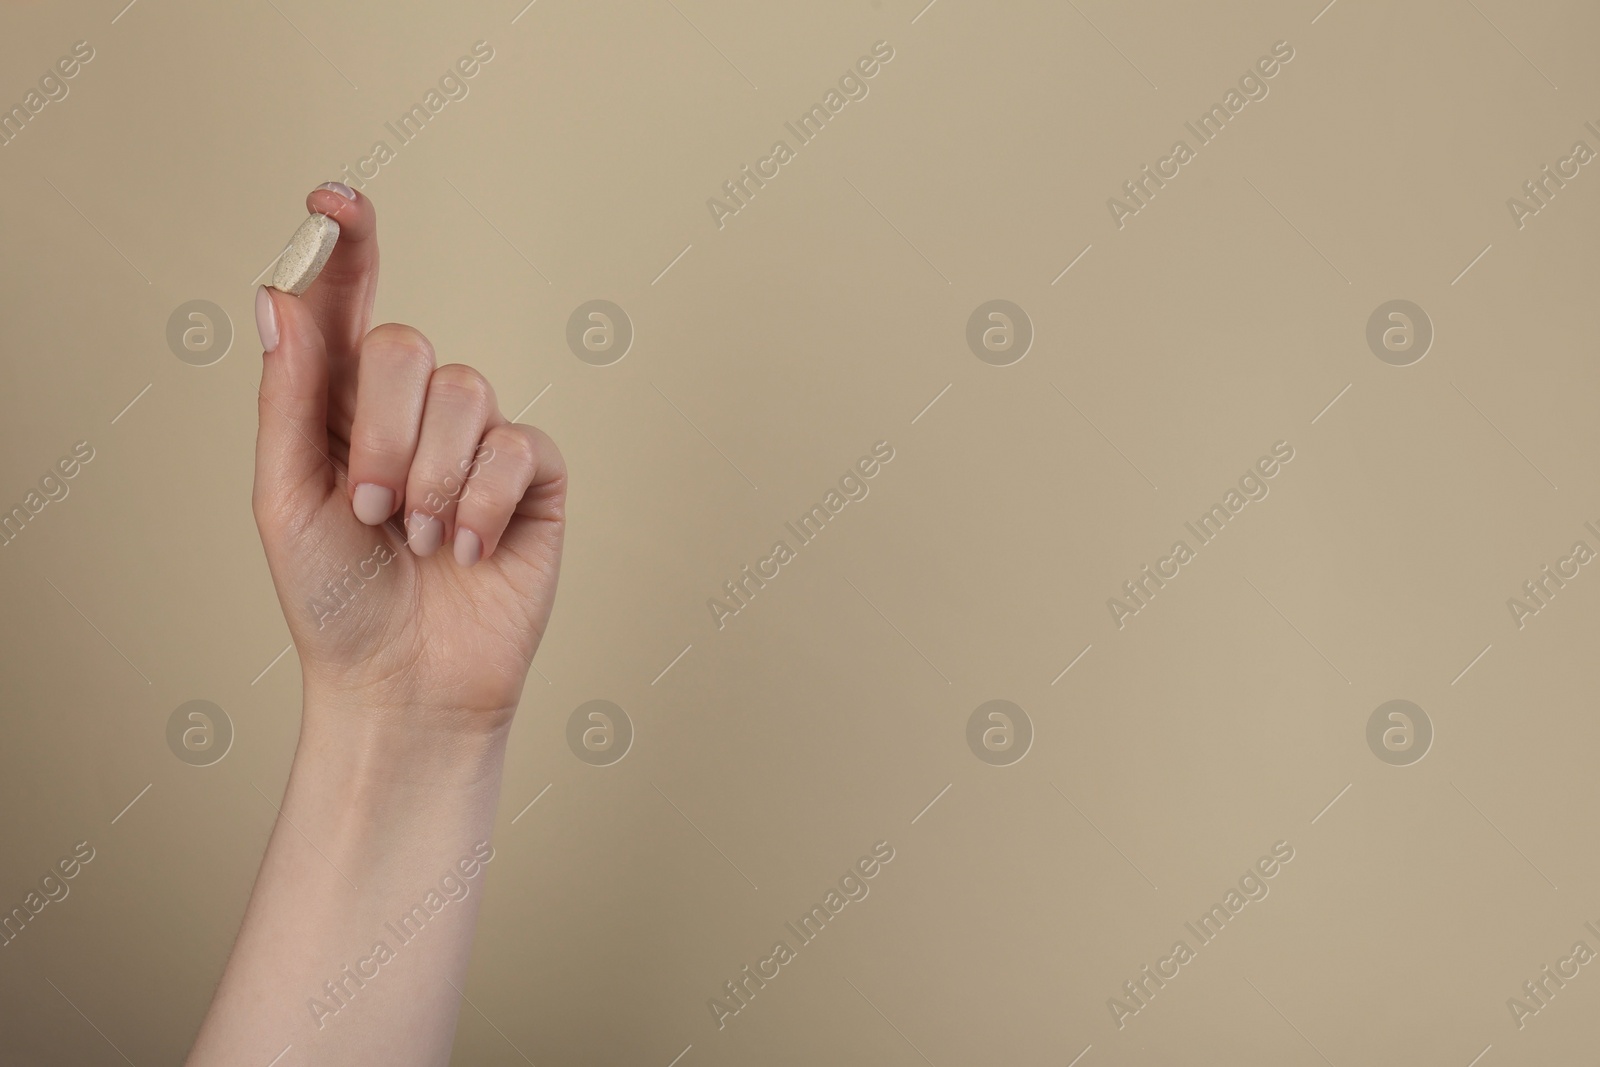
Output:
[{"xmin": 2, "ymin": 0, "xmax": 1598, "ymax": 1062}]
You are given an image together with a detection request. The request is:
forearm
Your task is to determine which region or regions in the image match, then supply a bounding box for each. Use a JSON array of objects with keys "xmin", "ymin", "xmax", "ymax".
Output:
[{"xmin": 187, "ymin": 695, "xmax": 510, "ymax": 1066}]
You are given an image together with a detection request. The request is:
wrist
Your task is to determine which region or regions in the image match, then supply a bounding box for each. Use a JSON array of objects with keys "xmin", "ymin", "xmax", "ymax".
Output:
[
  {"xmin": 298, "ymin": 687, "xmax": 513, "ymax": 793},
  {"xmin": 258, "ymin": 692, "xmax": 513, "ymax": 900},
  {"xmin": 301, "ymin": 668, "xmax": 519, "ymax": 732}
]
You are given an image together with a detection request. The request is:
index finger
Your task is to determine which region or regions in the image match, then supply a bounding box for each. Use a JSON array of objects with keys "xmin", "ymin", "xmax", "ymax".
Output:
[{"xmin": 302, "ymin": 182, "xmax": 380, "ymax": 361}]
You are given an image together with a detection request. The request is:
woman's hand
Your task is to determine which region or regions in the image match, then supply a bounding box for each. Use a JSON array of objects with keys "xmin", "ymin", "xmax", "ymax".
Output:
[
  {"xmin": 190, "ymin": 185, "xmax": 563, "ymax": 1065},
  {"xmin": 252, "ymin": 183, "xmax": 565, "ymax": 727}
]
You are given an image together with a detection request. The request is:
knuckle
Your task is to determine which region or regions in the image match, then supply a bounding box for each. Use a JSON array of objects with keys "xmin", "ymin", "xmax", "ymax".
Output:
[
  {"xmin": 363, "ymin": 323, "xmax": 436, "ymax": 370},
  {"xmin": 353, "ymin": 429, "xmax": 413, "ymax": 463},
  {"xmin": 486, "ymin": 425, "xmax": 536, "ymax": 469},
  {"xmin": 524, "ymin": 426, "xmax": 568, "ymax": 497},
  {"xmin": 408, "ymin": 460, "xmax": 469, "ymax": 505},
  {"xmin": 410, "ymin": 488, "xmax": 454, "ymax": 518},
  {"xmin": 409, "ymin": 459, "xmax": 460, "ymax": 490},
  {"xmin": 429, "ymin": 363, "xmax": 494, "ymax": 409},
  {"xmin": 535, "ymin": 429, "xmax": 566, "ymax": 476}
]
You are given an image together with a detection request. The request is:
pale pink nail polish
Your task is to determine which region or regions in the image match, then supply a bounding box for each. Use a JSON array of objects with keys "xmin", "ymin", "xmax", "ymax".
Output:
[
  {"xmin": 454, "ymin": 528, "xmax": 482, "ymax": 567},
  {"xmin": 407, "ymin": 512, "xmax": 444, "ymax": 556},
  {"xmin": 254, "ymin": 286, "xmax": 278, "ymax": 353},
  {"xmin": 351, "ymin": 483, "xmax": 395, "ymax": 525},
  {"xmin": 316, "ymin": 181, "xmax": 357, "ymax": 200}
]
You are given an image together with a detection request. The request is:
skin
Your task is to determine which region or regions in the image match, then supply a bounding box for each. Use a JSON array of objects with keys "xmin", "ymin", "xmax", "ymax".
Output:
[{"xmin": 186, "ymin": 186, "xmax": 565, "ymax": 1065}]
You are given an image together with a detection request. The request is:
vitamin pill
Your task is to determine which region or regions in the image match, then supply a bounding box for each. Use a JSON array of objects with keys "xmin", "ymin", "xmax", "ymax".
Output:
[{"xmin": 270, "ymin": 213, "xmax": 340, "ymax": 296}]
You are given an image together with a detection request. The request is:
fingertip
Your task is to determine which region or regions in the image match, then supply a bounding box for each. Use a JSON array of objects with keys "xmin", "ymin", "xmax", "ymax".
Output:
[{"xmin": 307, "ymin": 183, "xmax": 374, "ymax": 237}]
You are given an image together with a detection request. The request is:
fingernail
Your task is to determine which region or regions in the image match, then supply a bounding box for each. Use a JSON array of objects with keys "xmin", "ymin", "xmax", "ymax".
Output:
[
  {"xmin": 254, "ymin": 286, "xmax": 278, "ymax": 354},
  {"xmin": 454, "ymin": 528, "xmax": 482, "ymax": 567},
  {"xmin": 407, "ymin": 511, "xmax": 443, "ymax": 556},
  {"xmin": 316, "ymin": 181, "xmax": 357, "ymax": 200},
  {"xmin": 351, "ymin": 483, "xmax": 395, "ymax": 525}
]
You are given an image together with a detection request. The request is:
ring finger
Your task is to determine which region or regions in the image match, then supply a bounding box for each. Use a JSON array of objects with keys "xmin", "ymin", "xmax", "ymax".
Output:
[{"xmin": 404, "ymin": 364, "xmax": 500, "ymax": 555}]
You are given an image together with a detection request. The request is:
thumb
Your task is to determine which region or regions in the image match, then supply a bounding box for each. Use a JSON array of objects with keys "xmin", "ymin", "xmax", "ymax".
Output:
[{"xmin": 253, "ymin": 284, "xmax": 336, "ymax": 527}]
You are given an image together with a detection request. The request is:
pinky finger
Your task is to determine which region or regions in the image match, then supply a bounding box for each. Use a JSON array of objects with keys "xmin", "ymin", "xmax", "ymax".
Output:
[{"xmin": 452, "ymin": 423, "xmax": 565, "ymax": 566}]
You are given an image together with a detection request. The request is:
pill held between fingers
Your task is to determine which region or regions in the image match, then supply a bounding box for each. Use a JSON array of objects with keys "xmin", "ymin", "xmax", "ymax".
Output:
[{"xmin": 270, "ymin": 213, "xmax": 340, "ymax": 296}]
